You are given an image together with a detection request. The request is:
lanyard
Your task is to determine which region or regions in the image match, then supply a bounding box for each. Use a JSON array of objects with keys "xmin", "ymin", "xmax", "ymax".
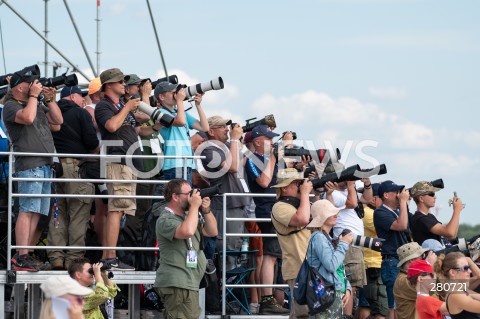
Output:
[{"xmin": 164, "ymin": 207, "xmax": 194, "ymax": 249}]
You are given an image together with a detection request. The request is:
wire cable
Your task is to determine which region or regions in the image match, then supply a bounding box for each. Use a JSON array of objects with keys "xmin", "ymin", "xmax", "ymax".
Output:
[{"xmin": 0, "ymin": 13, "xmax": 7, "ymax": 73}]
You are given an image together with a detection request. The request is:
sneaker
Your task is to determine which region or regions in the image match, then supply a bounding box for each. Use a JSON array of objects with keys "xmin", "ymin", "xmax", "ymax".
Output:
[
  {"xmin": 259, "ymin": 299, "xmax": 289, "ymax": 315},
  {"xmin": 11, "ymin": 254, "xmax": 40, "ymax": 272},
  {"xmin": 249, "ymin": 303, "xmax": 260, "ymax": 314},
  {"xmin": 100, "ymin": 257, "xmax": 135, "ymax": 271}
]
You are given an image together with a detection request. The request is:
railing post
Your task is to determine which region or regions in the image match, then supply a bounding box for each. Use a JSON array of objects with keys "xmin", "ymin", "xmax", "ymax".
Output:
[
  {"xmin": 222, "ymin": 193, "xmax": 227, "ymax": 316},
  {"xmin": 7, "ymin": 152, "xmax": 13, "ymax": 271}
]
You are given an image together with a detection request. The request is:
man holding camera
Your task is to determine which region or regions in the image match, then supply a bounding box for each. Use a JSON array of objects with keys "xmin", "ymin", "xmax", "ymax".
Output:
[
  {"xmin": 3, "ymin": 68, "xmax": 63, "ymax": 271},
  {"xmin": 48, "ymin": 86, "xmax": 99, "ymax": 270},
  {"xmin": 373, "ymin": 180, "xmax": 410, "ymax": 319},
  {"xmin": 154, "ymin": 81, "xmax": 209, "ymax": 183},
  {"xmin": 94, "ymin": 68, "xmax": 162, "ymax": 271},
  {"xmin": 244, "ymin": 125, "xmax": 289, "ymax": 314},
  {"xmin": 410, "ymin": 181, "xmax": 464, "ymax": 245},
  {"xmin": 68, "ymin": 258, "xmax": 119, "ymax": 319},
  {"xmin": 154, "ymin": 179, "xmax": 217, "ymax": 319},
  {"xmin": 200, "ymin": 115, "xmax": 249, "ymax": 266},
  {"xmin": 271, "ymin": 168, "xmax": 313, "ymax": 318},
  {"xmin": 323, "ymin": 164, "xmax": 372, "ymax": 319}
]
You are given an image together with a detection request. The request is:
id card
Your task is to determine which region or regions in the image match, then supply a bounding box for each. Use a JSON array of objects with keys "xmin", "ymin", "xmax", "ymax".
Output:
[{"xmin": 186, "ymin": 249, "xmax": 198, "ymax": 268}]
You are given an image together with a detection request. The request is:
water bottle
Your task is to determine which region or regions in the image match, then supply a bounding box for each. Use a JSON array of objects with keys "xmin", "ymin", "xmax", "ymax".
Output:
[
  {"xmin": 240, "ymin": 238, "xmax": 249, "ymax": 263},
  {"xmin": 106, "ymin": 297, "xmax": 114, "ymax": 319}
]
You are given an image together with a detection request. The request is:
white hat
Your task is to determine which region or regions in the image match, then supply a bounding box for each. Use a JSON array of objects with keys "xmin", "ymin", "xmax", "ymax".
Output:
[
  {"xmin": 40, "ymin": 276, "xmax": 92, "ymax": 298},
  {"xmin": 307, "ymin": 200, "xmax": 344, "ymax": 228}
]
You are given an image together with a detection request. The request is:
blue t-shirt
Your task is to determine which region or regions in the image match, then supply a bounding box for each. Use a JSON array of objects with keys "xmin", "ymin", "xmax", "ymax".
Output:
[
  {"xmin": 244, "ymin": 152, "xmax": 277, "ymax": 218},
  {"xmin": 158, "ymin": 108, "xmax": 197, "ymax": 171},
  {"xmin": 373, "ymin": 204, "xmax": 409, "ymax": 256}
]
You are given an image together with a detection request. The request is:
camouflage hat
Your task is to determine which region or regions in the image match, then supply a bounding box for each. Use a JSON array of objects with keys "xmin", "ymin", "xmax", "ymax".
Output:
[
  {"xmin": 272, "ymin": 168, "xmax": 304, "ymax": 188},
  {"xmin": 125, "ymin": 74, "xmax": 150, "ymax": 86},
  {"xmin": 410, "ymin": 181, "xmax": 442, "ymax": 198}
]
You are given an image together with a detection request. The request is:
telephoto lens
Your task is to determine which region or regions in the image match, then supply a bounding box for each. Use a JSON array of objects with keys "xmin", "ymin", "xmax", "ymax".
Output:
[{"xmin": 353, "ymin": 235, "xmax": 384, "ymax": 252}]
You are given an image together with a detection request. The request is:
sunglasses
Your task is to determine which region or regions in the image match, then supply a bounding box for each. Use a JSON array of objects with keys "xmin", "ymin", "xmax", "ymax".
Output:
[
  {"xmin": 117, "ymin": 80, "xmax": 126, "ymax": 84},
  {"xmin": 422, "ymin": 192, "xmax": 436, "ymax": 197},
  {"xmin": 451, "ymin": 265, "xmax": 470, "ymax": 272}
]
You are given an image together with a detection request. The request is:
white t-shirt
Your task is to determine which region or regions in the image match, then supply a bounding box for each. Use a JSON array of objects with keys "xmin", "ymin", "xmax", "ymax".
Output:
[{"xmin": 331, "ymin": 188, "xmax": 364, "ymax": 238}]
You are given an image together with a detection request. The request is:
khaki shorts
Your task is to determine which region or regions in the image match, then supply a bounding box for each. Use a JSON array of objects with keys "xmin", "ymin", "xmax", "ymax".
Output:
[
  {"xmin": 344, "ymin": 246, "xmax": 367, "ymax": 287},
  {"xmin": 155, "ymin": 287, "xmax": 201, "ymax": 319},
  {"xmin": 106, "ymin": 163, "xmax": 136, "ymax": 215}
]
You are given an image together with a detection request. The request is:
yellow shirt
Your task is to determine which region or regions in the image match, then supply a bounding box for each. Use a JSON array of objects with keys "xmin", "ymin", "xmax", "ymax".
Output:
[
  {"xmin": 83, "ymin": 282, "xmax": 120, "ymax": 319},
  {"xmin": 363, "ymin": 205, "xmax": 382, "ymax": 269}
]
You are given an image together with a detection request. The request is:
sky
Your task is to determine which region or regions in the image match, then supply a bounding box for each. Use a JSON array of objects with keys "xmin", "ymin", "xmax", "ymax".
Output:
[{"xmin": 0, "ymin": 0, "xmax": 479, "ymax": 225}]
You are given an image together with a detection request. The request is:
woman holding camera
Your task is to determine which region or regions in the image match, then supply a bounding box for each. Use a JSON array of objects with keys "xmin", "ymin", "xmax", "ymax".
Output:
[
  {"xmin": 435, "ymin": 252, "xmax": 480, "ymax": 318},
  {"xmin": 306, "ymin": 200, "xmax": 353, "ymax": 319}
]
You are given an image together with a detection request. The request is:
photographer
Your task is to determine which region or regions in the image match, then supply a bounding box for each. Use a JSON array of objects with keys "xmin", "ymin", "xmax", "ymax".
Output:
[
  {"xmin": 154, "ymin": 81, "xmax": 209, "ymax": 183},
  {"xmin": 323, "ymin": 163, "xmax": 372, "ymax": 319},
  {"xmin": 3, "ymin": 68, "xmax": 63, "ymax": 271},
  {"xmin": 68, "ymin": 258, "xmax": 119, "ymax": 319},
  {"xmin": 410, "ymin": 181, "xmax": 464, "ymax": 245},
  {"xmin": 199, "ymin": 116, "xmax": 249, "ymax": 267}
]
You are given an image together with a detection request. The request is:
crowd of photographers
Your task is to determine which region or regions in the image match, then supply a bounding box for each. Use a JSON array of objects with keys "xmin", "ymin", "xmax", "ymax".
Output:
[{"xmin": 1, "ymin": 65, "xmax": 480, "ymax": 319}]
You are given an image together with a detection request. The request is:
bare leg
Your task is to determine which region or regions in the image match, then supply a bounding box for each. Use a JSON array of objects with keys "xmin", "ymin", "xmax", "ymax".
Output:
[
  {"xmin": 102, "ymin": 211, "xmax": 122, "ymax": 259},
  {"xmin": 261, "ymin": 255, "xmax": 276, "ymax": 296},
  {"xmin": 16, "ymin": 212, "xmax": 34, "ymax": 256},
  {"xmin": 94, "ymin": 199, "xmax": 108, "ymax": 245},
  {"xmin": 344, "ymin": 286, "xmax": 356, "ymax": 316}
]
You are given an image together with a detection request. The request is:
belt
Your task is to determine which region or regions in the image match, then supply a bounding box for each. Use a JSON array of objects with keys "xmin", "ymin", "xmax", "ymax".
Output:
[
  {"xmin": 60, "ymin": 157, "xmax": 80, "ymax": 165},
  {"xmin": 382, "ymin": 255, "xmax": 398, "ymax": 260}
]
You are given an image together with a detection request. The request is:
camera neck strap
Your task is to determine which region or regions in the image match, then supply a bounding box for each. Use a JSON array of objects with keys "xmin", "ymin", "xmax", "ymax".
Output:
[{"xmin": 272, "ymin": 196, "xmax": 310, "ymax": 236}]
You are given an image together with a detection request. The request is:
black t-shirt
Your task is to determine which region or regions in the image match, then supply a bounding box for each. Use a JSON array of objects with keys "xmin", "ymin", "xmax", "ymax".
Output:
[
  {"xmin": 94, "ymin": 96, "xmax": 142, "ymax": 170},
  {"xmin": 52, "ymin": 99, "xmax": 99, "ymax": 155},
  {"xmin": 373, "ymin": 204, "xmax": 409, "ymax": 256},
  {"xmin": 410, "ymin": 211, "xmax": 442, "ymax": 245},
  {"xmin": 244, "ymin": 152, "xmax": 277, "ymax": 218},
  {"xmin": 200, "ymin": 142, "xmax": 250, "ymax": 209}
]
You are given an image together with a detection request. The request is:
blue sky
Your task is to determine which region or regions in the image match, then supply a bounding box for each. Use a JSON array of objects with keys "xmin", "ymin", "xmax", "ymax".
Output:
[{"xmin": 1, "ymin": 0, "xmax": 479, "ymax": 225}]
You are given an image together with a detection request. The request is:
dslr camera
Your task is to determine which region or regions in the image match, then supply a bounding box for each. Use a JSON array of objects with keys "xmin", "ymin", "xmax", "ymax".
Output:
[{"xmin": 340, "ymin": 228, "xmax": 385, "ymax": 252}]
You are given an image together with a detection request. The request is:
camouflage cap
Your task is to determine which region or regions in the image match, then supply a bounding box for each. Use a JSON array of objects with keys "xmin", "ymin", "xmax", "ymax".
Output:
[
  {"xmin": 272, "ymin": 168, "xmax": 304, "ymax": 188},
  {"xmin": 410, "ymin": 181, "xmax": 442, "ymax": 198}
]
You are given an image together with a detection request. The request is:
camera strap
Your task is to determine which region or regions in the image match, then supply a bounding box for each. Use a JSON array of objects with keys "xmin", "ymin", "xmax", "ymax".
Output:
[{"xmin": 272, "ymin": 196, "xmax": 310, "ymax": 236}]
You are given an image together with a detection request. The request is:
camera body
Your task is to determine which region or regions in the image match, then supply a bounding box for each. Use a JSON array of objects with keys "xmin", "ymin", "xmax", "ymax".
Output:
[
  {"xmin": 190, "ymin": 184, "xmax": 222, "ymax": 198},
  {"xmin": 130, "ymin": 94, "xmax": 174, "ymax": 128}
]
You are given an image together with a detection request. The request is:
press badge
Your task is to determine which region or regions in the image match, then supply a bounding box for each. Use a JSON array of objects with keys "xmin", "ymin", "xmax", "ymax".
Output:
[{"xmin": 186, "ymin": 249, "xmax": 198, "ymax": 268}]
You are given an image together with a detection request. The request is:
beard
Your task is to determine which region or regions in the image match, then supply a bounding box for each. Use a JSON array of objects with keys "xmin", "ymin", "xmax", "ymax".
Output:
[{"xmin": 180, "ymin": 200, "xmax": 190, "ymax": 212}]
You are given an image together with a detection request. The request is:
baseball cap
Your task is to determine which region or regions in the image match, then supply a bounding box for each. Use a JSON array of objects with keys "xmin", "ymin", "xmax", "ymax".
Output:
[
  {"xmin": 9, "ymin": 69, "xmax": 39, "ymax": 89},
  {"xmin": 378, "ymin": 180, "xmax": 405, "ymax": 198},
  {"xmin": 99, "ymin": 68, "xmax": 130, "ymax": 92},
  {"xmin": 154, "ymin": 81, "xmax": 179, "ymax": 97},
  {"xmin": 88, "ymin": 78, "xmax": 102, "ymax": 95},
  {"xmin": 272, "ymin": 168, "xmax": 305, "ymax": 188},
  {"xmin": 60, "ymin": 86, "xmax": 88, "ymax": 99},
  {"xmin": 40, "ymin": 276, "xmax": 92, "ymax": 298},
  {"xmin": 251, "ymin": 125, "xmax": 279, "ymax": 139},
  {"xmin": 410, "ymin": 181, "xmax": 442, "ymax": 198},
  {"xmin": 125, "ymin": 74, "xmax": 145, "ymax": 86},
  {"xmin": 243, "ymin": 132, "xmax": 253, "ymax": 144},
  {"xmin": 208, "ymin": 116, "xmax": 232, "ymax": 127},
  {"xmin": 422, "ymin": 239, "xmax": 444, "ymax": 252},
  {"xmin": 195, "ymin": 131, "xmax": 207, "ymax": 140},
  {"xmin": 407, "ymin": 260, "xmax": 433, "ymax": 279}
]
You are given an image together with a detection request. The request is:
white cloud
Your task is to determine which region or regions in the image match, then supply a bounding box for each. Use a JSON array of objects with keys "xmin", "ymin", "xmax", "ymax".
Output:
[
  {"xmin": 109, "ymin": 3, "xmax": 127, "ymax": 15},
  {"xmin": 390, "ymin": 121, "xmax": 434, "ymax": 148},
  {"xmin": 369, "ymin": 87, "xmax": 407, "ymax": 99}
]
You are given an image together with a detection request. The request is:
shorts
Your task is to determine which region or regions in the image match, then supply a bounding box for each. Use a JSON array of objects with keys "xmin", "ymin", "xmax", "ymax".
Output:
[
  {"xmin": 257, "ymin": 222, "xmax": 282, "ymax": 258},
  {"xmin": 16, "ymin": 165, "xmax": 52, "ymax": 216},
  {"xmin": 155, "ymin": 287, "xmax": 200, "ymax": 319},
  {"xmin": 106, "ymin": 163, "xmax": 136, "ymax": 215},
  {"xmin": 361, "ymin": 268, "xmax": 388, "ymax": 316},
  {"xmin": 381, "ymin": 258, "xmax": 400, "ymax": 309},
  {"xmin": 244, "ymin": 221, "xmax": 263, "ymax": 257},
  {"xmin": 344, "ymin": 246, "xmax": 367, "ymax": 287}
]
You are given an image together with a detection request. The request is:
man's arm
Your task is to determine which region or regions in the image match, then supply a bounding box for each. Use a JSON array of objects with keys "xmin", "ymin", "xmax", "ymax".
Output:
[
  {"xmin": 43, "ymin": 87, "xmax": 63, "ymax": 125},
  {"xmin": 200, "ymin": 198, "xmax": 218, "ymax": 237},
  {"xmin": 255, "ymin": 154, "xmax": 277, "ymax": 188},
  {"xmin": 225, "ymin": 124, "xmax": 243, "ymax": 173},
  {"xmin": 344, "ymin": 181, "xmax": 357, "ymax": 208},
  {"xmin": 169, "ymin": 89, "xmax": 187, "ymax": 127},
  {"xmin": 189, "ymin": 94, "xmax": 209, "ymax": 132},
  {"xmin": 429, "ymin": 197, "xmax": 463, "ymax": 239},
  {"xmin": 359, "ymin": 178, "xmax": 373, "ymax": 203},
  {"xmin": 103, "ymin": 98, "xmax": 139, "ymax": 133},
  {"xmin": 390, "ymin": 188, "xmax": 410, "ymax": 231},
  {"xmin": 136, "ymin": 122, "xmax": 163, "ymax": 137},
  {"xmin": 289, "ymin": 180, "xmax": 313, "ymax": 227},
  {"xmin": 14, "ymin": 81, "xmax": 42, "ymax": 125}
]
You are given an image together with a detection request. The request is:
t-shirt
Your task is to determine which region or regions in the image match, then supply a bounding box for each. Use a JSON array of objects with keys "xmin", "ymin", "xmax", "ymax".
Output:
[
  {"xmin": 2, "ymin": 99, "xmax": 55, "ymax": 172},
  {"xmin": 393, "ymin": 271, "xmax": 418, "ymax": 319},
  {"xmin": 331, "ymin": 189, "xmax": 364, "ymax": 238},
  {"xmin": 158, "ymin": 107, "xmax": 197, "ymax": 171},
  {"xmin": 374, "ymin": 204, "xmax": 409, "ymax": 256},
  {"xmin": 416, "ymin": 295, "xmax": 444, "ymax": 319},
  {"xmin": 363, "ymin": 205, "xmax": 382, "ymax": 269},
  {"xmin": 271, "ymin": 201, "xmax": 311, "ymax": 280},
  {"xmin": 200, "ymin": 141, "xmax": 250, "ymax": 209},
  {"xmin": 154, "ymin": 210, "xmax": 206, "ymax": 290},
  {"xmin": 94, "ymin": 97, "xmax": 142, "ymax": 170},
  {"xmin": 244, "ymin": 152, "xmax": 277, "ymax": 218},
  {"xmin": 410, "ymin": 211, "xmax": 442, "ymax": 245}
]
